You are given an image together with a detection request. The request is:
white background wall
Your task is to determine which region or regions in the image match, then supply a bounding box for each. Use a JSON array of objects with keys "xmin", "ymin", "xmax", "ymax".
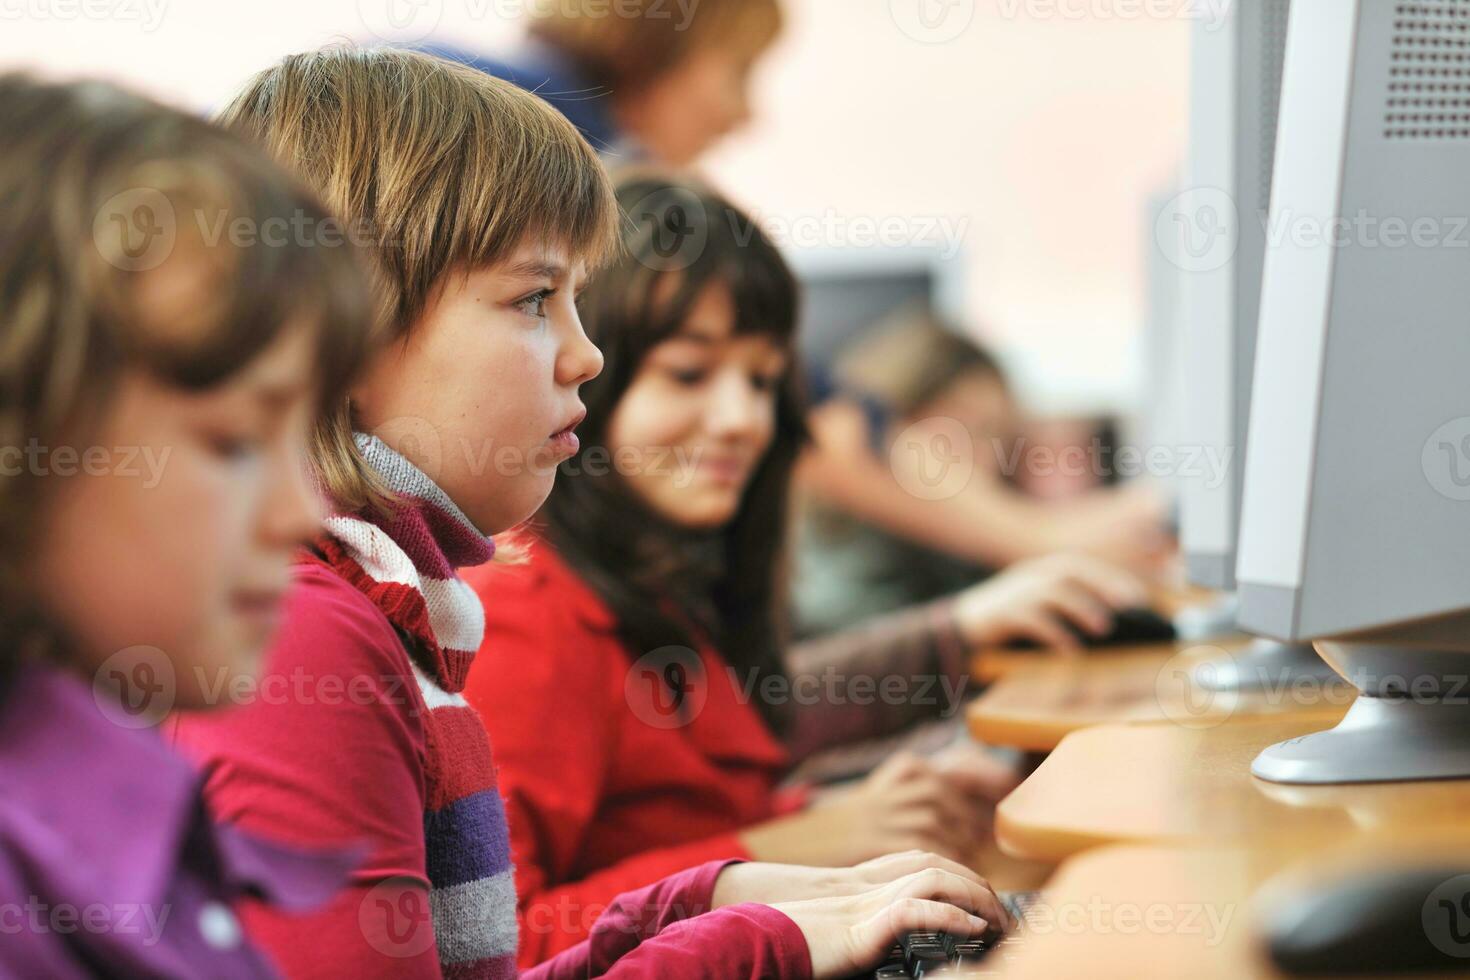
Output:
[{"xmin": 0, "ymin": 0, "xmax": 1194, "ymax": 416}]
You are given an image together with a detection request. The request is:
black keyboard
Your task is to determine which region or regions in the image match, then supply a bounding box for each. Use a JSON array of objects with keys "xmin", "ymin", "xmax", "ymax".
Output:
[{"xmin": 871, "ymin": 891, "xmax": 1042, "ymax": 978}]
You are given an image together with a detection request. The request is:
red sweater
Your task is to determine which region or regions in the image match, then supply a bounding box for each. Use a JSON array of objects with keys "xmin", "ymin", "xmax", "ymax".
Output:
[
  {"xmin": 171, "ymin": 562, "xmax": 809, "ymax": 980},
  {"xmin": 463, "ymin": 542, "xmax": 804, "ymax": 967}
]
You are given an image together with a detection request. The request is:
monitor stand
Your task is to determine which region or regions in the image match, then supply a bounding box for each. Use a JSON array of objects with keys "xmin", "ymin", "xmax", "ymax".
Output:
[
  {"xmin": 1252, "ymin": 637, "xmax": 1470, "ymax": 785},
  {"xmin": 1194, "ymin": 637, "xmax": 1343, "ymax": 693},
  {"xmin": 1176, "ymin": 591, "xmax": 1344, "ymax": 692}
]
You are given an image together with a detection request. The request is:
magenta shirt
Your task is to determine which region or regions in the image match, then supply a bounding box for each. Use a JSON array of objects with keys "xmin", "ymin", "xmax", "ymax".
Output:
[{"xmin": 0, "ymin": 663, "xmax": 356, "ymax": 979}]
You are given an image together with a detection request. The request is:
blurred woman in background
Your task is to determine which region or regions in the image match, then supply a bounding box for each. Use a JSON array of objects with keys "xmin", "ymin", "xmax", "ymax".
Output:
[{"xmin": 419, "ymin": 0, "xmax": 781, "ymax": 164}]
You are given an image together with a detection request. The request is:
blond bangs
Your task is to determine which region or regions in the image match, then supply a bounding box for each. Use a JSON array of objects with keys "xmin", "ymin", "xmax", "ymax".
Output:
[{"xmin": 218, "ymin": 47, "xmax": 618, "ymax": 517}]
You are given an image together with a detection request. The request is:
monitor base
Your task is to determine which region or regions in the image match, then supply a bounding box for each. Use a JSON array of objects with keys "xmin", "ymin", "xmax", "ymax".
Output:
[
  {"xmin": 1253, "ymin": 641, "xmax": 1470, "ymax": 784},
  {"xmin": 1194, "ymin": 638, "xmax": 1343, "ymax": 693},
  {"xmin": 1172, "ymin": 592, "xmax": 1240, "ymax": 642}
]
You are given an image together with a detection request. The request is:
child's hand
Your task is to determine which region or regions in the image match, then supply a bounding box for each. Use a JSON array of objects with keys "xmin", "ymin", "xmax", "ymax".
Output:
[
  {"xmin": 738, "ymin": 752, "xmax": 995, "ymax": 866},
  {"xmin": 1050, "ymin": 484, "xmax": 1175, "ymax": 574},
  {"xmin": 712, "ymin": 849, "xmax": 991, "ymax": 908},
  {"xmin": 771, "ymin": 867, "xmax": 1011, "ymax": 979},
  {"xmin": 928, "ymin": 740, "xmax": 1023, "ymax": 805},
  {"xmin": 950, "ymin": 553, "xmax": 1150, "ymax": 651}
]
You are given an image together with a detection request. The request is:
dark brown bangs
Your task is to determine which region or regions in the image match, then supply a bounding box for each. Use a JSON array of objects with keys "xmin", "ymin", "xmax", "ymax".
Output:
[{"xmin": 599, "ymin": 171, "xmax": 799, "ymax": 356}]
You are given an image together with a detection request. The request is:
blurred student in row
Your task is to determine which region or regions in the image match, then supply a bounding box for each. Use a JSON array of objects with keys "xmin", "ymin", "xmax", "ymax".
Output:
[
  {"xmin": 420, "ymin": 0, "xmax": 778, "ymax": 165},
  {"xmin": 167, "ymin": 47, "xmax": 1011, "ymax": 980},
  {"xmin": 797, "ymin": 362, "xmax": 1173, "ymax": 592},
  {"xmin": 792, "ymin": 311, "xmax": 1173, "ymax": 637},
  {"xmin": 794, "ymin": 312, "xmax": 1022, "ymax": 635},
  {"xmin": 463, "ymin": 172, "xmax": 1149, "ymax": 964},
  {"xmin": 0, "ymin": 73, "xmax": 374, "ymax": 976}
]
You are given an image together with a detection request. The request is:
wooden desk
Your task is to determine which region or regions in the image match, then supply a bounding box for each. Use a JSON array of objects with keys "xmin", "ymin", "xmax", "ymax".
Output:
[
  {"xmin": 996, "ymin": 715, "xmax": 1470, "ymax": 863},
  {"xmin": 968, "ymin": 639, "xmax": 1352, "ymax": 752},
  {"xmin": 995, "ymin": 835, "xmax": 1470, "ymax": 978},
  {"xmin": 993, "ymin": 844, "xmax": 1275, "ymax": 978}
]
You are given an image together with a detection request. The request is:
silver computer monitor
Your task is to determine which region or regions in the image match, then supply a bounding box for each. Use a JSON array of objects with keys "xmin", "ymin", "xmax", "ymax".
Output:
[
  {"xmin": 1171, "ymin": 0, "xmax": 1340, "ymax": 688},
  {"xmin": 1238, "ymin": 0, "xmax": 1470, "ymax": 785},
  {"xmin": 1178, "ymin": 0, "xmax": 1291, "ymax": 591}
]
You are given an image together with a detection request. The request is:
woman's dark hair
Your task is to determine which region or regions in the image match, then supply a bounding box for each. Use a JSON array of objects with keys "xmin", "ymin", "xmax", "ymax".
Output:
[{"xmin": 539, "ymin": 171, "xmax": 806, "ymax": 732}]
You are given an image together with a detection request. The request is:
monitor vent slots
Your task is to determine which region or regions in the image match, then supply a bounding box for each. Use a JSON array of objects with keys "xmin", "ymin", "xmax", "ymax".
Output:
[{"xmin": 1388, "ymin": 1, "xmax": 1470, "ymax": 139}]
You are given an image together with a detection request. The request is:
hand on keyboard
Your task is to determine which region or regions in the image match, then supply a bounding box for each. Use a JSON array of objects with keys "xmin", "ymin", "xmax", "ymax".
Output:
[
  {"xmin": 771, "ymin": 866, "xmax": 1011, "ymax": 979},
  {"xmin": 713, "ymin": 849, "xmax": 995, "ymax": 908},
  {"xmin": 873, "ymin": 893, "xmax": 1041, "ymax": 978}
]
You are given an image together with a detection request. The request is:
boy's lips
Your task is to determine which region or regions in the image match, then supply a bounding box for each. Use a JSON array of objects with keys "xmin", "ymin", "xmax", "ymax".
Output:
[
  {"xmin": 548, "ymin": 409, "xmax": 586, "ymax": 456},
  {"xmin": 552, "ymin": 409, "xmax": 587, "ymax": 439}
]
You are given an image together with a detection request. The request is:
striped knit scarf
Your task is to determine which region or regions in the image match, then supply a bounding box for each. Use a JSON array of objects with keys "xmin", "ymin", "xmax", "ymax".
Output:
[{"xmin": 314, "ymin": 434, "xmax": 517, "ymax": 980}]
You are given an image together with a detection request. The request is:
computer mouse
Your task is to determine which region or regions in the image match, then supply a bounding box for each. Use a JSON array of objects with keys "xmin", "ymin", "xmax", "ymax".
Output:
[
  {"xmin": 1008, "ymin": 606, "xmax": 1178, "ymax": 650},
  {"xmin": 1261, "ymin": 865, "xmax": 1470, "ymax": 975}
]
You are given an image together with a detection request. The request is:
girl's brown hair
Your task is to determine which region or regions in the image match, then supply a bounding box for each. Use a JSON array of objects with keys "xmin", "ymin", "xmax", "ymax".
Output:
[
  {"xmin": 0, "ymin": 72, "xmax": 375, "ymax": 672},
  {"xmin": 217, "ymin": 46, "xmax": 620, "ymax": 513},
  {"xmin": 539, "ymin": 171, "xmax": 805, "ymax": 732},
  {"xmin": 836, "ymin": 308, "xmax": 1008, "ymax": 421},
  {"xmin": 528, "ymin": 0, "xmax": 783, "ymax": 96}
]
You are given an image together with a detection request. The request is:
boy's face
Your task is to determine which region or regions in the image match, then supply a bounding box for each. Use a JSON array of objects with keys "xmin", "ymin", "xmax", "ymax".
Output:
[
  {"xmin": 352, "ymin": 244, "xmax": 603, "ymax": 534},
  {"xmin": 35, "ymin": 296, "xmax": 322, "ymax": 715}
]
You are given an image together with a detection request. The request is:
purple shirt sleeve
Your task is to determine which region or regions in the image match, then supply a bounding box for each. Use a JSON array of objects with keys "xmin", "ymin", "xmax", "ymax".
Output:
[{"xmin": 523, "ymin": 861, "xmax": 811, "ymax": 980}]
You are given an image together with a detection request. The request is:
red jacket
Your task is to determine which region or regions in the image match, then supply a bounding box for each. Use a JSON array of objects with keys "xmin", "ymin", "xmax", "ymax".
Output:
[
  {"xmin": 463, "ymin": 541, "xmax": 804, "ymax": 967},
  {"xmin": 172, "ymin": 560, "xmax": 809, "ymax": 980}
]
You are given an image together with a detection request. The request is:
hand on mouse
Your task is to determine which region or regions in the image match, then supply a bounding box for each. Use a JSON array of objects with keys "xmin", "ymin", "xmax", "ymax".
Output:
[{"xmin": 950, "ymin": 553, "xmax": 1150, "ymax": 651}]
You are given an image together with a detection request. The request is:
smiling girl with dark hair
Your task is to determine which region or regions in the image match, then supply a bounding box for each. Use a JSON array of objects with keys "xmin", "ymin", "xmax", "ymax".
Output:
[{"xmin": 463, "ymin": 171, "xmax": 1145, "ymax": 965}]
